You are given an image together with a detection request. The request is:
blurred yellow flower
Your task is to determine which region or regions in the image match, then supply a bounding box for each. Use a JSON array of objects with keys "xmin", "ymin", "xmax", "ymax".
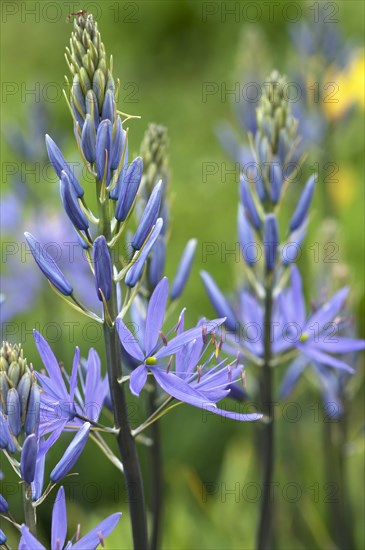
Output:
[
  {"xmin": 323, "ymin": 50, "xmax": 365, "ymax": 121},
  {"xmin": 327, "ymin": 164, "xmax": 357, "ymax": 209}
]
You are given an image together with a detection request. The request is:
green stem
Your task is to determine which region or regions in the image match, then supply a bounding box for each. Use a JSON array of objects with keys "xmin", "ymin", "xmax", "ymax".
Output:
[
  {"xmin": 103, "ymin": 319, "xmax": 148, "ymax": 549},
  {"xmin": 148, "ymin": 381, "xmax": 163, "ymax": 550},
  {"xmin": 23, "ymin": 483, "xmax": 36, "ymax": 536},
  {"xmin": 256, "ymin": 277, "xmax": 275, "ymax": 550},
  {"xmin": 98, "ymin": 186, "xmax": 148, "ymax": 549},
  {"xmin": 323, "ymin": 411, "xmax": 355, "ymax": 550}
]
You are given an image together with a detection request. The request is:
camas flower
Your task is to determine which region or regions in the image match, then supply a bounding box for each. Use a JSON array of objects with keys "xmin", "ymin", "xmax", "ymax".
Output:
[
  {"xmin": 33, "ymin": 331, "xmax": 108, "ymax": 466},
  {"xmin": 19, "ymin": 486, "xmax": 121, "ymax": 550},
  {"xmin": 116, "ymin": 278, "xmax": 261, "ymax": 421},
  {"xmin": 279, "ymin": 266, "xmax": 365, "ymax": 372}
]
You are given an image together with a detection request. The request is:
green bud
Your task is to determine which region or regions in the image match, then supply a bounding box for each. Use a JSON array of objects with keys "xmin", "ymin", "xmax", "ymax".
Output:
[
  {"xmin": 8, "ymin": 362, "xmax": 21, "ymax": 387},
  {"xmin": 0, "ymin": 372, "xmax": 9, "ymax": 414},
  {"xmin": 93, "ymin": 68, "xmax": 106, "ymax": 110},
  {"xmin": 79, "ymin": 67, "xmax": 91, "ymax": 96}
]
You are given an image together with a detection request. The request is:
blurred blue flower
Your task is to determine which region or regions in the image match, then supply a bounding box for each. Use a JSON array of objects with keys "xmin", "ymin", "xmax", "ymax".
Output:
[
  {"xmin": 279, "ymin": 266, "xmax": 365, "ymax": 373},
  {"xmin": 19, "ymin": 486, "xmax": 121, "ymax": 549}
]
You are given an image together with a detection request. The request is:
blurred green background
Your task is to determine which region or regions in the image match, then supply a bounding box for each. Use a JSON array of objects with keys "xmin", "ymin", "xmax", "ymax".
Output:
[{"xmin": 1, "ymin": 1, "xmax": 364, "ymax": 548}]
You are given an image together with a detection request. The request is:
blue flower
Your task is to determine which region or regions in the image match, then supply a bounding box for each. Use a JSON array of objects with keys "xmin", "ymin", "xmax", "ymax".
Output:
[
  {"xmin": 19, "ymin": 486, "xmax": 121, "ymax": 549},
  {"xmin": 33, "ymin": 331, "xmax": 107, "ymax": 458},
  {"xmin": 117, "ymin": 277, "xmax": 260, "ymax": 421},
  {"xmin": 279, "ymin": 266, "xmax": 365, "ymax": 372},
  {"xmin": 172, "ymin": 311, "xmax": 262, "ymax": 421}
]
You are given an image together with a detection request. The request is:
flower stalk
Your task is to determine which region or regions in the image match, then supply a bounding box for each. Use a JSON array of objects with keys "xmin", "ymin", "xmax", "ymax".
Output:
[{"xmin": 256, "ymin": 277, "xmax": 274, "ymax": 550}]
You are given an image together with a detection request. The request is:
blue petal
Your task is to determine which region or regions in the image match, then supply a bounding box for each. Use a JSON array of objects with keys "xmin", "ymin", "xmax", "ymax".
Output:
[
  {"xmin": 299, "ymin": 346, "xmax": 355, "ymax": 373},
  {"xmin": 116, "ymin": 318, "xmax": 144, "ymax": 361},
  {"xmin": 69, "ymin": 347, "xmax": 80, "ymax": 402},
  {"xmin": 125, "ymin": 218, "xmax": 163, "ymax": 287},
  {"xmin": 145, "ymin": 277, "xmax": 169, "ymax": 355},
  {"xmin": 19, "ymin": 525, "xmax": 45, "ymax": 550},
  {"xmin": 152, "ymin": 369, "xmax": 217, "ymax": 408},
  {"xmin": 129, "ymin": 365, "xmax": 148, "ymax": 396},
  {"xmin": 33, "ymin": 331, "xmax": 68, "ymax": 398},
  {"xmin": 200, "ymin": 271, "xmax": 237, "ymax": 331},
  {"xmin": 85, "ymin": 349, "xmax": 104, "ymax": 422},
  {"xmin": 51, "ymin": 486, "xmax": 67, "ymax": 550},
  {"xmin": 156, "ymin": 318, "xmax": 225, "ymax": 360},
  {"xmin": 72, "ymin": 512, "xmax": 122, "ymax": 549},
  {"xmin": 170, "ymin": 239, "xmax": 197, "ymax": 300},
  {"xmin": 132, "ymin": 181, "xmax": 162, "ymax": 250},
  {"xmin": 50, "ymin": 422, "xmax": 91, "ymax": 482},
  {"xmin": 201, "ymin": 404, "xmax": 262, "ymax": 422},
  {"xmin": 290, "ymin": 265, "xmax": 305, "ymax": 326},
  {"xmin": 315, "ymin": 337, "xmax": 365, "ymax": 354},
  {"xmin": 307, "ymin": 287, "xmax": 349, "ymax": 330},
  {"xmin": 279, "ymin": 355, "xmax": 308, "ymax": 398}
]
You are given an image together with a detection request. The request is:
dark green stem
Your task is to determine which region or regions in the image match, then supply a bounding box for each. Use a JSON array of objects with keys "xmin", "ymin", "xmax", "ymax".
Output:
[
  {"xmin": 323, "ymin": 410, "xmax": 355, "ymax": 550},
  {"xmin": 103, "ymin": 315, "xmax": 148, "ymax": 549},
  {"xmin": 98, "ymin": 188, "xmax": 148, "ymax": 549},
  {"xmin": 148, "ymin": 380, "xmax": 163, "ymax": 550},
  {"xmin": 256, "ymin": 278, "xmax": 275, "ymax": 550},
  {"xmin": 23, "ymin": 483, "xmax": 36, "ymax": 536}
]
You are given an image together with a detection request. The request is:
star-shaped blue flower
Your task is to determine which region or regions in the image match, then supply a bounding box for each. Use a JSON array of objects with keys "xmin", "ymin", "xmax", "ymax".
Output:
[
  {"xmin": 117, "ymin": 278, "xmax": 262, "ymax": 421},
  {"xmin": 19, "ymin": 486, "xmax": 121, "ymax": 549}
]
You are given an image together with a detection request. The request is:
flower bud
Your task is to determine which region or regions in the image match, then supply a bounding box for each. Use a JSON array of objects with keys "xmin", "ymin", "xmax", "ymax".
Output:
[
  {"xmin": 110, "ymin": 117, "xmax": 125, "ymax": 170},
  {"xmin": 85, "ymin": 89, "xmax": 99, "ymax": 130},
  {"xmin": 170, "ymin": 239, "xmax": 197, "ymax": 300},
  {"xmin": 148, "ymin": 236, "xmax": 166, "ymax": 288},
  {"xmin": 7, "ymin": 388, "xmax": 21, "ymax": 437},
  {"xmin": 0, "ymin": 411, "xmax": 12, "ymax": 450},
  {"xmin": 71, "ymin": 74, "xmax": 86, "ymax": 118},
  {"xmin": 200, "ymin": 271, "xmax": 237, "ymax": 332},
  {"xmin": 102, "ymin": 89, "xmax": 115, "ymax": 123},
  {"xmin": 264, "ymin": 214, "xmax": 279, "ymax": 272},
  {"xmin": 239, "ymin": 175, "xmax": 262, "ymax": 230},
  {"xmin": 269, "ymin": 157, "xmax": 282, "ymax": 204},
  {"xmin": 24, "ymin": 384, "xmax": 40, "ymax": 436},
  {"xmin": 24, "ymin": 233, "xmax": 73, "ymax": 296},
  {"xmin": 125, "ymin": 218, "xmax": 163, "ymax": 287},
  {"xmin": 0, "ymin": 529, "xmax": 6, "ymax": 545},
  {"xmin": 60, "ymin": 171, "xmax": 89, "ymax": 231},
  {"xmin": 45, "ymin": 134, "xmax": 84, "ymax": 198},
  {"xmin": 81, "ymin": 114, "xmax": 96, "ymax": 163},
  {"xmin": 96, "ymin": 119, "xmax": 112, "ymax": 183},
  {"xmin": 70, "ymin": 96, "xmax": 85, "ymax": 129},
  {"xmin": 31, "ymin": 443, "xmax": 45, "ymax": 501},
  {"xmin": 132, "ymin": 181, "xmax": 162, "ymax": 250},
  {"xmin": 7, "ymin": 361, "xmax": 20, "ymax": 386},
  {"xmin": 93, "ymin": 68, "xmax": 106, "ymax": 111},
  {"xmin": 17, "ymin": 372, "xmax": 31, "ymax": 422},
  {"xmin": 115, "ymin": 157, "xmax": 143, "ymax": 221},
  {"xmin": 93, "ymin": 236, "xmax": 112, "ymax": 302},
  {"xmin": 50, "ymin": 422, "xmax": 91, "ymax": 483},
  {"xmin": 289, "ymin": 174, "xmax": 316, "ymax": 232},
  {"xmin": 21, "ymin": 434, "xmax": 38, "ymax": 484},
  {"xmin": 0, "ymin": 494, "xmax": 8, "ymax": 513},
  {"xmin": 0, "ymin": 373, "xmax": 9, "ymax": 414},
  {"xmin": 238, "ymin": 205, "xmax": 256, "ymax": 267}
]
